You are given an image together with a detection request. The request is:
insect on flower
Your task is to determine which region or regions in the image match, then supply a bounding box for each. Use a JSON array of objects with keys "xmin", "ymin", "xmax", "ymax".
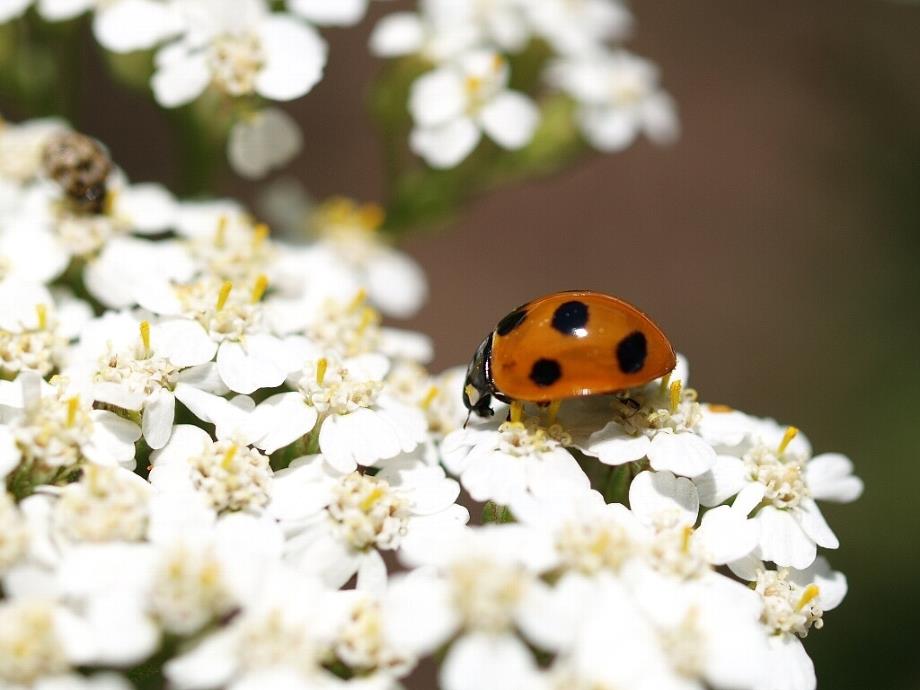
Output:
[{"xmin": 463, "ymin": 290, "xmax": 677, "ymax": 418}]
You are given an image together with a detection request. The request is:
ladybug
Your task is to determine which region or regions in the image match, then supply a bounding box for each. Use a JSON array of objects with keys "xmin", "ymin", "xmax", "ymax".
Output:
[{"xmin": 462, "ymin": 290, "xmax": 677, "ymax": 418}]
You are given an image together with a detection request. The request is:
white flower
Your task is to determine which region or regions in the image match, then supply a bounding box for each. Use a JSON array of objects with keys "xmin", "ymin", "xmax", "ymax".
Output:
[
  {"xmin": 372, "ymin": 0, "xmax": 529, "ymax": 59},
  {"xmin": 149, "ymin": 425, "xmax": 272, "ymax": 515},
  {"xmin": 0, "ymin": 281, "xmax": 81, "ymax": 378},
  {"xmin": 228, "ymin": 107, "xmax": 303, "ymax": 180},
  {"xmin": 512, "ymin": 488, "xmax": 644, "ymax": 577},
  {"xmin": 626, "ymin": 569, "xmax": 770, "ymax": 690},
  {"xmin": 308, "ymin": 198, "xmax": 428, "ymax": 318},
  {"xmin": 549, "ymin": 49, "xmax": 678, "ymax": 152},
  {"xmin": 730, "ymin": 557, "xmax": 847, "ymax": 690},
  {"xmin": 441, "ymin": 408, "xmax": 589, "ymax": 512},
  {"xmin": 84, "ymin": 237, "xmax": 196, "ymax": 310},
  {"xmin": 526, "ymin": 0, "xmax": 632, "ymax": 56},
  {"xmin": 287, "ymin": 0, "xmax": 370, "ymax": 26},
  {"xmin": 629, "ymin": 470, "xmax": 760, "ymax": 571},
  {"xmin": 695, "ymin": 425, "xmax": 862, "ymax": 569},
  {"xmin": 0, "ymin": 597, "xmax": 95, "ymax": 686},
  {"xmin": 281, "ymin": 452, "xmax": 467, "ymax": 591},
  {"xmin": 0, "ymin": 372, "xmax": 140, "ymax": 480},
  {"xmin": 151, "ymin": 0, "xmax": 327, "ymax": 107},
  {"xmin": 164, "ymin": 562, "xmax": 340, "ymax": 690},
  {"xmin": 327, "ymin": 589, "xmax": 415, "ymax": 678},
  {"xmin": 66, "ymin": 311, "xmax": 218, "ymax": 449},
  {"xmin": 409, "ymin": 50, "xmax": 540, "ymax": 168},
  {"xmin": 36, "ymin": 0, "xmax": 183, "ymax": 53},
  {"xmin": 383, "ymin": 526, "xmax": 556, "ymax": 690},
  {"xmin": 248, "ymin": 352, "xmax": 427, "ymax": 472},
  {"xmin": 569, "ymin": 360, "xmax": 716, "ymax": 478},
  {"xmin": 52, "ymin": 465, "xmax": 151, "ymax": 543},
  {"xmin": 144, "ymin": 275, "xmax": 301, "ymax": 394}
]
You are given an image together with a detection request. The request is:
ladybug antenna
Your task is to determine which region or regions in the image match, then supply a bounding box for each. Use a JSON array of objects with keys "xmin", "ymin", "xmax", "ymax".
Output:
[{"xmin": 463, "ymin": 410, "xmax": 472, "ymax": 429}]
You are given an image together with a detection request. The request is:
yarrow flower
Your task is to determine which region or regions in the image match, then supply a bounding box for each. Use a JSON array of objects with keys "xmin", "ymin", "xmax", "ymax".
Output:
[
  {"xmin": 409, "ymin": 50, "xmax": 540, "ymax": 168},
  {"xmin": 0, "ymin": 60, "xmax": 856, "ymax": 690}
]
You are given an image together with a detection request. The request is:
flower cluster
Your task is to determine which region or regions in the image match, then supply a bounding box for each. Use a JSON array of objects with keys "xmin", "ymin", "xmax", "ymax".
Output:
[
  {"xmin": 0, "ymin": 0, "xmax": 382, "ymax": 179},
  {"xmin": 3, "ymin": 0, "xmax": 675, "ymax": 181},
  {"xmin": 0, "ymin": 117, "xmax": 860, "ymax": 690},
  {"xmin": 372, "ymin": 0, "xmax": 677, "ymax": 167}
]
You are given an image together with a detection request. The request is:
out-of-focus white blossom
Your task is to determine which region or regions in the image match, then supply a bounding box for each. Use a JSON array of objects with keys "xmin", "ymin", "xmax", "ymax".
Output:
[
  {"xmin": 409, "ymin": 50, "xmax": 540, "ymax": 168},
  {"xmin": 152, "ymin": 0, "xmax": 327, "ymax": 108},
  {"xmin": 227, "ymin": 107, "xmax": 303, "ymax": 180},
  {"xmin": 548, "ymin": 50, "xmax": 678, "ymax": 152}
]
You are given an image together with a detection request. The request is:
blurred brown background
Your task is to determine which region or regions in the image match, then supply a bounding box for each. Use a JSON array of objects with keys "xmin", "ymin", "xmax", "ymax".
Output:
[{"xmin": 3, "ymin": 1, "xmax": 920, "ymax": 688}]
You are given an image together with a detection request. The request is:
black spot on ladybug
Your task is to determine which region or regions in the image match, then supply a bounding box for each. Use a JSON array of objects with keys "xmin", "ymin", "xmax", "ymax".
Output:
[
  {"xmin": 551, "ymin": 300, "xmax": 589, "ymax": 336},
  {"xmin": 616, "ymin": 331, "xmax": 647, "ymax": 374},
  {"xmin": 530, "ymin": 358, "xmax": 562, "ymax": 386},
  {"xmin": 496, "ymin": 307, "xmax": 528, "ymax": 336}
]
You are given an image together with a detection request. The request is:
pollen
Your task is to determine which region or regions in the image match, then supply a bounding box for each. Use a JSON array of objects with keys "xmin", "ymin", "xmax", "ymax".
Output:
[
  {"xmin": 465, "ymin": 75, "xmax": 483, "ymax": 94},
  {"xmin": 214, "ymin": 215, "xmax": 228, "ymax": 247},
  {"xmin": 250, "ymin": 274, "xmax": 268, "ymax": 303},
  {"xmin": 796, "ymin": 584, "xmax": 820, "ymax": 611},
  {"xmin": 669, "ymin": 380, "xmax": 682, "ymax": 413},
  {"xmin": 510, "ymin": 400, "xmax": 524, "ymax": 424},
  {"xmin": 35, "ymin": 304, "xmax": 47, "ymax": 331},
  {"xmin": 420, "ymin": 385, "xmax": 439, "ymax": 411},
  {"xmin": 216, "ymin": 281, "xmax": 233, "ymax": 311},
  {"xmin": 65, "ymin": 396, "xmax": 79, "ymax": 428},
  {"xmin": 778, "ymin": 426, "xmax": 799, "ymax": 454},
  {"xmin": 357, "ymin": 203, "xmax": 384, "ymax": 231},
  {"xmin": 221, "ymin": 444, "xmax": 238, "ymax": 470},
  {"xmin": 139, "ymin": 320, "xmax": 151, "ymax": 355},
  {"xmin": 253, "ymin": 222, "xmax": 269, "ymax": 245}
]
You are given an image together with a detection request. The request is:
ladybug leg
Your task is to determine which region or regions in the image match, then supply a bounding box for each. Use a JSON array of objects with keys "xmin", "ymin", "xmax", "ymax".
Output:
[
  {"xmin": 508, "ymin": 400, "xmax": 524, "ymax": 424},
  {"xmin": 546, "ymin": 400, "xmax": 562, "ymax": 425}
]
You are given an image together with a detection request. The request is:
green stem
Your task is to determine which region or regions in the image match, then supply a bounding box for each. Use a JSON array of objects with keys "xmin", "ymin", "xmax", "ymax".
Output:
[{"xmin": 481, "ymin": 501, "xmax": 515, "ymax": 524}]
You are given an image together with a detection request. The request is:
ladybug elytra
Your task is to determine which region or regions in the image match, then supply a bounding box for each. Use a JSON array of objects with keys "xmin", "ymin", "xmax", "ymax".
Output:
[{"xmin": 462, "ymin": 291, "xmax": 677, "ymax": 418}]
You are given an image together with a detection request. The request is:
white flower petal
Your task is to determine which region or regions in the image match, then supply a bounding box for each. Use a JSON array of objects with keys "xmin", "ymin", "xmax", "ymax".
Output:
[
  {"xmin": 228, "ymin": 108, "xmax": 302, "ymax": 180},
  {"xmin": 648, "ymin": 431, "xmax": 716, "ymax": 477},
  {"xmin": 409, "ymin": 68, "xmax": 467, "ymax": 128},
  {"xmin": 93, "ymin": 0, "xmax": 182, "ymax": 53},
  {"xmin": 142, "ymin": 388, "xmax": 175, "ymax": 450},
  {"xmin": 410, "ymin": 117, "xmax": 481, "ymax": 169},
  {"xmin": 756, "ymin": 506, "xmax": 816, "ymax": 570},
  {"xmin": 153, "ymin": 320, "xmax": 217, "ymax": 367},
  {"xmin": 247, "ymin": 392, "xmax": 317, "ymax": 454},
  {"xmin": 805, "ymin": 453, "xmax": 863, "ymax": 503},
  {"xmin": 255, "ymin": 16, "xmax": 327, "ymax": 101},
  {"xmin": 478, "ymin": 91, "xmax": 540, "ymax": 150},
  {"xmin": 694, "ymin": 454, "xmax": 747, "ymax": 506},
  {"xmin": 84, "ymin": 410, "xmax": 141, "ymax": 468},
  {"xmin": 152, "ymin": 47, "xmax": 210, "ymax": 108},
  {"xmin": 795, "ymin": 499, "xmax": 839, "ymax": 550},
  {"xmin": 356, "ymin": 549, "xmax": 388, "ymax": 595},
  {"xmin": 629, "ymin": 470, "xmax": 699, "ymax": 526},
  {"xmin": 581, "ymin": 421, "xmax": 650, "ymax": 466},
  {"xmin": 288, "ymin": 0, "xmax": 367, "ymax": 25},
  {"xmin": 441, "ymin": 633, "xmax": 540, "ymax": 690},
  {"xmin": 758, "ymin": 635, "xmax": 815, "ymax": 690},
  {"xmin": 696, "ymin": 505, "xmax": 759, "ymax": 564},
  {"xmin": 369, "ymin": 12, "xmax": 424, "ymax": 57}
]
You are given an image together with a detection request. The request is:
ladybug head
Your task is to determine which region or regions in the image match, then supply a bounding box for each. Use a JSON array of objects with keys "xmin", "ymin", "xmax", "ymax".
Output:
[{"xmin": 462, "ymin": 333, "xmax": 496, "ymax": 418}]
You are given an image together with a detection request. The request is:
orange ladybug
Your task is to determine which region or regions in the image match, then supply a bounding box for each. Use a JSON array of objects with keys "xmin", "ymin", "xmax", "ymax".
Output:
[{"xmin": 462, "ymin": 291, "xmax": 677, "ymax": 417}]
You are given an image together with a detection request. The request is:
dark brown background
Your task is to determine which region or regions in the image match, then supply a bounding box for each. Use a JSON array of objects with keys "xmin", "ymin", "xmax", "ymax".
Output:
[{"xmin": 3, "ymin": 1, "xmax": 920, "ymax": 688}]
